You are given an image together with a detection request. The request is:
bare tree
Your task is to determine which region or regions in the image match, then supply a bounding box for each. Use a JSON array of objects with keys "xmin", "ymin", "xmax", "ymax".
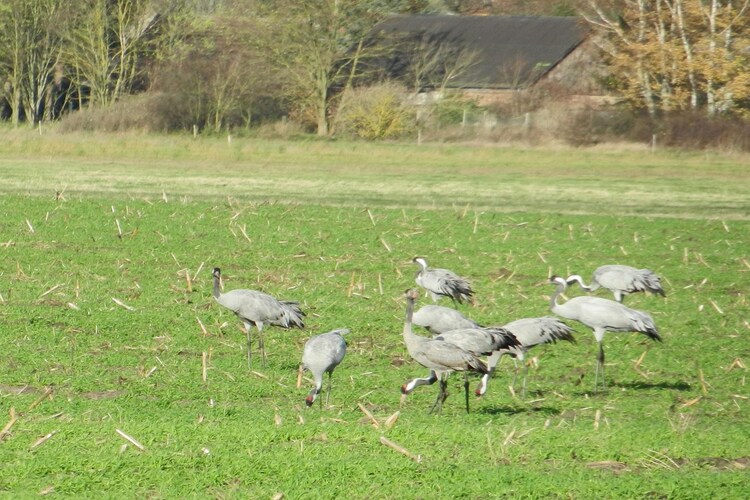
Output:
[
  {"xmin": 259, "ymin": 0, "xmax": 411, "ymax": 136},
  {"xmin": 400, "ymin": 33, "xmax": 482, "ymax": 93},
  {"xmin": 149, "ymin": 10, "xmax": 281, "ymax": 133},
  {"xmin": 64, "ymin": 0, "xmax": 155, "ymax": 107},
  {"xmin": 0, "ymin": 0, "xmax": 66, "ymax": 125}
]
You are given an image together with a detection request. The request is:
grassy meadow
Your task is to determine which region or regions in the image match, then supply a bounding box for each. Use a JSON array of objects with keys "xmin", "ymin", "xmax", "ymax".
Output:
[{"xmin": 0, "ymin": 132, "xmax": 749, "ymax": 498}]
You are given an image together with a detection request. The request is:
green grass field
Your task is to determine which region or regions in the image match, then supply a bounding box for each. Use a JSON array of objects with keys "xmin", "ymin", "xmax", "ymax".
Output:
[{"xmin": 1, "ymin": 132, "xmax": 749, "ymax": 498}]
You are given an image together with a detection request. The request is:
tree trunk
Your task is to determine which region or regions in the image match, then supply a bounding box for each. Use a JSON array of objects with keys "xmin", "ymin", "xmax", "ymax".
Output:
[
  {"xmin": 704, "ymin": 0, "xmax": 719, "ymax": 115},
  {"xmin": 316, "ymin": 77, "xmax": 329, "ymax": 136},
  {"xmin": 316, "ymin": 105, "xmax": 329, "ymax": 136},
  {"xmin": 674, "ymin": 0, "xmax": 700, "ymax": 109},
  {"xmin": 636, "ymin": 0, "xmax": 657, "ymax": 115}
]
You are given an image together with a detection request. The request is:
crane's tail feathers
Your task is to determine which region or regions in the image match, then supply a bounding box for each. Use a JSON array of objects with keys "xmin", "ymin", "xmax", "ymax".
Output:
[
  {"xmin": 275, "ymin": 301, "xmax": 306, "ymax": 329},
  {"xmin": 469, "ymin": 356, "xmax": 489, "ymax": 375},
  {"xmin": 645, "ymin": 328, "xmax": 662, "ymax": 342},
  {"xmin": 559, "ymin": 329, "xmax": 577, "ymax": 344},
  {"xmin": 636, "ymin": 269, "xmax": 666, "ymax": 297},
  {"xmin": 548, "ymin": 323, "xmax": 577, "ymax": 344},
  {"xmin": 441, "ymin": 280, "xmax": 473, "ymax": 304},
  {"xmin": 485, "ymin": 327, "xmax": 522, "ymax": 350},
  {"xmin": 638, "ymin": 320, "xmax": 661, "ymax": 342}
]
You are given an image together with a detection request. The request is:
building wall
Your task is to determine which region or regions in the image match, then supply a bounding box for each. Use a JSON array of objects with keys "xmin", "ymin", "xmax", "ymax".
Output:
[{"xmin": 540, "ymin": 38, "xmax": 606, "ymax": 95}]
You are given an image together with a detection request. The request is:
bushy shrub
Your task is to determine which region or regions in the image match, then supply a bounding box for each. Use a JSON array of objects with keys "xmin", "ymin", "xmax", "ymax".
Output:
[
  {"xmin": 561, "ymin": 107, "xmax": 750, "ymax": 151},
  {"xmin": 430, "ymin": 93, "xmax": 483, "ymax": 126},
  {"xmin": 58, "ymin": 94, "xmax": 170, "ymax": 133},
  {"xmin": 657, "ymin": 112, "xmax": 750, "ymax": 152},
  {"xmin": 335, "ymin": 83, "xmax": 416, "ymax": 140}
]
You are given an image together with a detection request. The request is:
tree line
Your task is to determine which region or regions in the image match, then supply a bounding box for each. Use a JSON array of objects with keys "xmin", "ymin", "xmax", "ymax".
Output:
[{"xmin": 1, "ymin": 0, "xmax": 748, "ymax": 138}]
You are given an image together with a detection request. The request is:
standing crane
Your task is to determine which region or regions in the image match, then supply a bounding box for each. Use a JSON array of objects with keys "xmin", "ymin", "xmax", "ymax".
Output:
[
  {"xmin": 400, "ymin": 289, "xmax": 488, "ymax": 414},
  {"xmin": 413, "ymin": 304, "xmax": 480, "ymax": 334},
  {"xmin": 566, "ymin": 264, "xmax": 665, "ymax": 303},
  {"xmin": 212, "ymin": 267, "xmax": 305, "ymax": 368},
  {"xmin": 299, "ymin": 328, "xmax": 349, "ymax": 408},
  {"xmin": 412, "ymin": 257, "xmax": 474, "ymax": 304},
  {"xmin": 548, "ymin": 275, "xmax": 661, "ymax": 392},
  {"xmin": 476, "ymin": 317, "xmax": 576, "ymax": 398}
]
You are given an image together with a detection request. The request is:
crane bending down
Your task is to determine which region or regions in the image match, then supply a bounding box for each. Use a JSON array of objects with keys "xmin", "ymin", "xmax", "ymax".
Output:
[
  {"xmin": 566, "ymin": 264, "xmax": 665, "ymax": 303},
  {"xmin": 476, "ymin": 317, "xmax": 575, "ymax": 397},
  {"xmin": 300, "ymin": 328, "xmax": 349, "ymax": 407},
  {"xmin": 430, "ymin": 326, "xmax": 520, "ymax": 397},
  {"xmin": 212, "ymin": 267, "xmax": 305, "ymax": 368},
  {"xmin": 412, "ymin": 257, "xmax": 474, "ymax": 304},
  {"xmin": 549, "ymin": 275, "xmax": 661, "ymax": 392},
  {"xmin": 413, "ymin": 304, "xmax": 480, "ymax": 334},
  {"xmin": 401, "ymin": 289, "xmax": 488, "ymax": 414}
]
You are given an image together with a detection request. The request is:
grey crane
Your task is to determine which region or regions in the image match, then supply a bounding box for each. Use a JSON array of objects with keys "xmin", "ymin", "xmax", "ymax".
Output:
[
  {"xmin": 212, "ymin": 267, "xmax": 305, "ymax": 368},
  {"xmin": 300, "ymin": 328, "xmax": 349, "ymax": 407},
  {"xmin": 413, "ymin": 304, "xmax": 481, "ymax": 334},
  {"xmin": 412, "ymin": 257, "xmax": 474, "ymax": 304},
  {"xmin": 476, "ymin": 317, "xmax": 576, "ymax": 398},
  {"xmin": 566, "ymin": 264, "xmax": 665, "ymax": 303},
  {"xmin": 400, "ymin": 289, "xmax": 489, "ymax": 414},
  {"xmin": 431, "ymin": 325, "xmax": 520, "ymax": 396},
  {"xmin": 548, "ymin": 275, "xmax": 661, "ymax": 392}
]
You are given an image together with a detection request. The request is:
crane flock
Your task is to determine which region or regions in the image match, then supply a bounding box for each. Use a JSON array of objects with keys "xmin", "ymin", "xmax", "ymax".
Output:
[{"xmin": 211, "ymin": 259, "xmax": 665, "ymax": 412}]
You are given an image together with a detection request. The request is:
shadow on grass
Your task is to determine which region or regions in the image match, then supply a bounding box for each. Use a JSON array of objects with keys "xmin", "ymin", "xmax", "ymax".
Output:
[
  {"xmin": 477, "ymin": 404, "xmax": 561, "ymax": 416},
  {"xmin": 616, "ymin": 380, "xmax": 692, "ymax": 391}
]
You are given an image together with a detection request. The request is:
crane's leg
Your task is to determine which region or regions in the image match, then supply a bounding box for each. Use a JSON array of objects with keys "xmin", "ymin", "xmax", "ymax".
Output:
[
  {"xmin": 242, "ymin": 322, "xmax": 253, "ymax": 369},
  {"xmin": 520, "ymin": 362, "xmax": 530, "ymax": 399},
  {"xmin": 463, "ymin": 373, "xmax": 470, "ymax": 414},
  {"xmin": 429, "ymin": 375, "xmax": 449, "ymax": 414},
  {"xmin": 614, "ymin": 291, "xmax": 624, "ymax": 303},
  {"xmin": 257, "ymin": 324, "xmax": 267, "ymax": 368},
  {"xmin": 325, "ymin": 371, "xmax": 333, "ymax": 407},
  {"xmin": 510, "ymin": 358, "xmax": 520, "ymax": 392},
  {"xmin": 594, "ymin": 342, "xmax": 606, "ymax": 393}
]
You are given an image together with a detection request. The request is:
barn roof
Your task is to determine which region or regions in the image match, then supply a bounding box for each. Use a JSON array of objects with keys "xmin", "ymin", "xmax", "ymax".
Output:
[{"xmin": 370, "ymin": 15, "xmax": 589, "ymax": 89}]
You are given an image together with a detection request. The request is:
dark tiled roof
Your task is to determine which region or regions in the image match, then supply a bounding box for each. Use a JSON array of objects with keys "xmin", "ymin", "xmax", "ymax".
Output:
[{"xmin": 371, "ymin": 15, "xmax": 589, "ymax": 89}]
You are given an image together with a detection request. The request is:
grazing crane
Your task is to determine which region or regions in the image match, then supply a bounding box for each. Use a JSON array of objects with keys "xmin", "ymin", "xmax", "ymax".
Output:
[
  {"xmin": 566, "ymin": 264, "xmax": 665, "ymax": 303},
  {"xmin": 431, "ymin": 326, "xmax": 520, "ymax": 396},
  {"xmin": 300, "ymin": 328, "xmax": 349, "ymax": 408},
  {"xmin": 212, "ymin": 267, "xmax": 305, "ymax": 368},
  {"xmin": 412, "ymin": 257, "xmax": 474, "ymax": 304},
  {"xmin": 413, "ymin": 304, "xmax": 480, "ymax": 334},
  {"xmin": 400, "ymin": 289, "xmax": 488, "ymax": 414},
  {"xmin": 548, "ymin": 275, "xmax": 661, "ymax": 392},
  {"xmin": 476, "ymin": 317, "xmax": 576, "ymax": 398}
]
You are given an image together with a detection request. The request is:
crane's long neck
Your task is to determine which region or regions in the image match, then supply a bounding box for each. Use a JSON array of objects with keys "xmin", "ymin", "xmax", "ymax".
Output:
[
  {"xmin": 212, "ymin": 274, "xmax": 222, "ymax": 299},
  {"xmin": 403, "ymin": 295, "xmax": 423, "ymax": 355},
  {"xmin": 549, "ymin": 281, "xmax": 566, "ymax": 313},
  {"xmin": 305, "ymin": 378, "xmax": 322, "ymax": 406},
  {"xmin": 567, "ymin": 275, "xmax": 593, "ymax": 292}
]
